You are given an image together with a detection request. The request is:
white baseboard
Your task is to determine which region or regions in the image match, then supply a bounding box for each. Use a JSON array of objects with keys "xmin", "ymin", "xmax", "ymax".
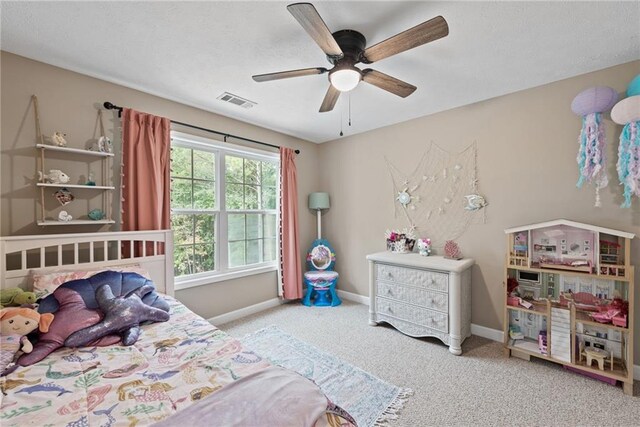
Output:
[
  {"xmin": 470, "ymin": 323, "xmax": 504, "ymax": 342},
  {"xmin": 337, "ymin": 290, "xmax": 369, "ymax": 305},
  {"xmin": 208, "ymin": 297, "xmax": 282, "ymax": 326}
]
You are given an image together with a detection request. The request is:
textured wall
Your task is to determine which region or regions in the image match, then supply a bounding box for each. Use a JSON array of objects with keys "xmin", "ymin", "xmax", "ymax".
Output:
[
  {"xmin": 0, "ymin": 51, "xmax": 321, "ymax": 319},
  {"xmin": 318, "ymin": 60, "xmax": 640, "ymax": 363}
]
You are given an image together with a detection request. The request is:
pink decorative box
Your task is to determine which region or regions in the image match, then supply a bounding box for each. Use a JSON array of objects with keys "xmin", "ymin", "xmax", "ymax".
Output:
[{"xmin": 507, "ymin": 296, "xmax": 520, "ymax": 307}]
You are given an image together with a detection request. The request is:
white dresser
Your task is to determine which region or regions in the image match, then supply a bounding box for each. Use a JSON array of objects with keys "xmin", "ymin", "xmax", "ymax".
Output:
[{"xmin": 366, "ymin": 252, "xmax": 474, "ymax": 355}]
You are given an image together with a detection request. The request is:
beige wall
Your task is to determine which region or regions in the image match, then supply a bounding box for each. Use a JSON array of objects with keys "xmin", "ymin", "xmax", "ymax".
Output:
[
  {"xmin": 0, "ymin": 51, "xmax": 321, "ymax": 319},
  {"xmin": 3, "ymin": 51, "xmax": 640, "ymax": 362},
  {"xmin": 318, "ymin": 60, "xmax": 640, "ymax": 363}
]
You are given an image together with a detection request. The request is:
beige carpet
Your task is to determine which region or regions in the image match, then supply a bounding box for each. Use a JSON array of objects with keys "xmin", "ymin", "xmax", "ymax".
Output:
[{"xmin": 221, "ymin": 300, "xmax": 639, "ymax": 426}]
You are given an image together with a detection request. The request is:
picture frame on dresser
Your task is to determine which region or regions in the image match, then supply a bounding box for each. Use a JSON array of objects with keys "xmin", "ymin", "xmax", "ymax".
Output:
[{"xmin": 366, "ymin": 252, "xmax": 475, "ymax": 355}]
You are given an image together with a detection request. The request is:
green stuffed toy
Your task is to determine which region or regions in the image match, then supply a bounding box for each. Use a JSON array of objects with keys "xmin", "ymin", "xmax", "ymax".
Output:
[{"xmin": 0, "ymin": 288, "xmax": 37, "ymax": 309}]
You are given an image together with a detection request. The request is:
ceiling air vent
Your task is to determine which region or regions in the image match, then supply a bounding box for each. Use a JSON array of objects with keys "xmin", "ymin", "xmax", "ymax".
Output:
[{"xmin": 217, "ymin": 92, "xmax": 257, "ymax": 109}]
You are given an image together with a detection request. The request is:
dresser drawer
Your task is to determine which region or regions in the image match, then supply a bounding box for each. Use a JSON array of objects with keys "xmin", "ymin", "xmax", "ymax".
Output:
[
  {"xmin": 376, "ymin": 264, "xmax": 448, "ymax": 292},
  {"xmin": 376, "ymin": 297, "xmax": 448, "ymax": 333},
  {"xmin": 376, "ymin": 281, "xmax": 448, "ymax": 313}
]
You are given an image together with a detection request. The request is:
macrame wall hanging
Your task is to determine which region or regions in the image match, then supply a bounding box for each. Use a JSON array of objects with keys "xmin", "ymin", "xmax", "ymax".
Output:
[{"xmin": 385, "ymin": 142, "xmax": 487, "ymax": 246}]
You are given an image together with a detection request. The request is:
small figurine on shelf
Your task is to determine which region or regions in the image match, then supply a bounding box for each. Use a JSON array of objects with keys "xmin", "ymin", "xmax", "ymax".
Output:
[
  {"xmin": 444, "ymin": 240, "xmax": 463, "ymax": 260},
  {"xmin": 417, "ymin": 238, "xmax": 432, "ymax": 256},
  {"xmin": 38, "ymin": 169, "xmax": 70, "ymax": 184},
  {"xmin": 51, "ymin": 131, "xmax": 68, "ymax": 147},
  {"xmin": 53, "ymin": 188, "xmax": 74, "ymax": 206},
  {"xmin": 509, "ymin": 325, "xmax": 524, "ymax": 340},
  {"xmin": 86, "ymin": 172, "xmax": 96, "ymax": 186},
  {"xmin": 538, "ymin": 330, "xmax": 548, "ymax": 355},
  {"xmin": 88, "ymin": 209, "xmax": 105, "ymax": 221},
  {"xmin": 99, "ymin": 136, "xmax": 113, "ymax": 154},
  {"xmin": 58, "ymin": 211, "xmax": 73, "ymax": 222}
]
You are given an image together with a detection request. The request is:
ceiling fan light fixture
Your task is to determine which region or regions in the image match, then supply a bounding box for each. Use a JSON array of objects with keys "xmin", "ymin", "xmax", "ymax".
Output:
[{"xmin": 329, "ymin": 66, "xmax": 361, "ymax": 92}]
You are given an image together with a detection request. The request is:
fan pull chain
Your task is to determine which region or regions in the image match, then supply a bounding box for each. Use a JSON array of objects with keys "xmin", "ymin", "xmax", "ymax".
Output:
[
  {"xmin": 339, "ymin": 104, "xmax": 343, "ymax": 136},
  {"xmin": 348, "ymin": 93, "xmax": 352, "ymax": 127}
]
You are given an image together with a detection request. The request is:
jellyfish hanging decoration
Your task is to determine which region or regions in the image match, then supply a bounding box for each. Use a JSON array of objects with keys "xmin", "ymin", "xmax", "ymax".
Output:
[
  {"xmin": 611, "ymin": 74, "xmax": 640, "ymax": 208},
  {"xmin": 571, "ymin": 86, "xmax": 618, "ymax": 207}
]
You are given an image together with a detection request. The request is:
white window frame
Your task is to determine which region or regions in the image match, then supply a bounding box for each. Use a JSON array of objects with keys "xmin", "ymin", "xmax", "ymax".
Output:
[{"xmin": 171, "ymin": 131, "xmax": 279, "ymax": 290}]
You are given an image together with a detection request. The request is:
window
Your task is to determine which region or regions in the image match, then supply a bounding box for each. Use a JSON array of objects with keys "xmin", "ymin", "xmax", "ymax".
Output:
[{"xmin": 170, "ymin": 132, "xmax": 279, "ymax": 288}]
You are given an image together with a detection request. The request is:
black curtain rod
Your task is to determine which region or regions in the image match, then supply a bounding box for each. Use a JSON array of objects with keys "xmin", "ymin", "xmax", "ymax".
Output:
[{"xmin": 103, "ymin": 102, "xmax": 300, "ymax": 154}]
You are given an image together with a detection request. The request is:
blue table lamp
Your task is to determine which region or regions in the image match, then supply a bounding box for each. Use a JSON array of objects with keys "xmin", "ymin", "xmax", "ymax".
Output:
[{"xmin": 309, "ymin": 192, "xmax": 330, "ymax": 239}]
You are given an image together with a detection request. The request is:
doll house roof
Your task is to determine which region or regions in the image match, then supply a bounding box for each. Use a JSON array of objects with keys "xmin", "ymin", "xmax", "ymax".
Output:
[{"xmin": 504, "ymin": 219, "xmax": 635, "ymax": 239}]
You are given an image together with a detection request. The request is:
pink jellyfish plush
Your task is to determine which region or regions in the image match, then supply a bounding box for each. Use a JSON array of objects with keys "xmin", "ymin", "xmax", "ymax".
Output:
[
  {"xmin": 571, "ymin": 86, "xmax": 618, "ymax": 207},
  {"xmin": 611, "ymin": 74, "xmax": 640, "ymax": 208}
]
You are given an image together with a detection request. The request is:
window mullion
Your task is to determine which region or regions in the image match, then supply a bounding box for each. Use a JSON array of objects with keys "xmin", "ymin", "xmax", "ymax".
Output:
[{"xmin": 218, "ymin": 153, "xmax": 228, "ymax": 272}]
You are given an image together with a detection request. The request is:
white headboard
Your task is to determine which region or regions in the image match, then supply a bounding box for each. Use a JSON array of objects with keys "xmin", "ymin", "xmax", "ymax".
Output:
[{"xmin": 0, "ymin": 230, "xmax": 174, "ymax": 296}]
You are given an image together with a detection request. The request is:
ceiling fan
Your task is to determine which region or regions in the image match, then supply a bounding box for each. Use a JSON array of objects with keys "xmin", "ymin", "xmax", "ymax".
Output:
[{"xmin": 252, "ymin": 2, "xmax": 449, "ymax": 113}]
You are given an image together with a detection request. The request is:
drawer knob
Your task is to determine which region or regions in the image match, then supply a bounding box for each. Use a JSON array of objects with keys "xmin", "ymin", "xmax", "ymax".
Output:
[
  {"xmin": 387, "ymin": 272, "xmax": 393, "ymax": 277},
  {"xmin": 387, "ymin": 307, "xmax": 393, "ymax": 313},
  {"xmin": 387, "ymin": 288, "xmax": 393, "ymax": 295},
  {"xmin": 429, "ymin": 298, "xmax": 434, "ymax": 304}
]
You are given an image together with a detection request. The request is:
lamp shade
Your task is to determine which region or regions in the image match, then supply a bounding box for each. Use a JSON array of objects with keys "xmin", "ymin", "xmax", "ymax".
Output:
[{"xmin": 309, "ymin": 192, "xmax": 330, "ymax": 210}]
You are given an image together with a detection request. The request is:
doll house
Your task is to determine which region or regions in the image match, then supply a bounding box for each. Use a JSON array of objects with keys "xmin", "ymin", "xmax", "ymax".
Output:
[{"xmin": 503, "ymin": 219, "xmax": 635, "ymax": 395}]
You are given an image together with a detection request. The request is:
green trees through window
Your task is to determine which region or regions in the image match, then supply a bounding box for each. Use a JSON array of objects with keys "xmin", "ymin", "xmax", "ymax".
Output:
[{"xmin": 170, "ymin": 136, "xmax": 278, "ymax": 279}]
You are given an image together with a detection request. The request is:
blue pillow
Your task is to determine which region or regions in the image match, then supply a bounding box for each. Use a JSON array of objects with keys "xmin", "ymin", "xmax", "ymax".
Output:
[{"xmin": 38, "ymin": 271, "xmax": 169, "ymax": 314}]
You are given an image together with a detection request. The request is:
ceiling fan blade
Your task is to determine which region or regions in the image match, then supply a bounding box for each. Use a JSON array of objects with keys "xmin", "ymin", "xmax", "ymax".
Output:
[
  {"xmin": 362, "ymin": 69, "xmax": 416, "ymax": 98},
  {"xmin": 252, "ymin": 67, "xmax": 328, "ymax": 82},
  {"xmin": 319, "ymin": 84, "xmax": 340, "ymax": 112},
  {"xmin": 363, "ymin": 15, "xmax": 449, "ymax": 63},
  {"xmin": 287, "ymin": 3, "xmax": 343, "ymax": 58}
]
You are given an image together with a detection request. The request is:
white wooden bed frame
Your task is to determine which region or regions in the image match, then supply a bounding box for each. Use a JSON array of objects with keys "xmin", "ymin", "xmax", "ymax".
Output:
[{"xmin": 0, "ymin": 230, "xmax": 174, "ymax": 296}]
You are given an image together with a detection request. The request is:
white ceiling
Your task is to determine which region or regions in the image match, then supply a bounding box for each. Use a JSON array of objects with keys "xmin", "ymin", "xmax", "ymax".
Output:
[{"xmin": 2, "ymin": 1, "xmax": 639, "ymax": 143}]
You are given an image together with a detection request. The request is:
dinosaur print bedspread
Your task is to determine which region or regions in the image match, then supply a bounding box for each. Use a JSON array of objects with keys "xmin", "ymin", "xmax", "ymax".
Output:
[{"xmin": 0, "ymin": 296, "xmax": 276, "ymax": 426}]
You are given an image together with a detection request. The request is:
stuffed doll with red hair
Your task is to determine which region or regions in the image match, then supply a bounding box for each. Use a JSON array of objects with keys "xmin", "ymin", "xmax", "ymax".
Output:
[{"xmin": 0, "ymin": 307, "xmax": 54, "ymax": 375}]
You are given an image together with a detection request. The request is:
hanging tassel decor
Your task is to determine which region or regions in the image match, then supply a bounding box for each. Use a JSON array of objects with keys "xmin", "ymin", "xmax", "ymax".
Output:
[
  {"xmin": 611, "ymin": 74, "xmax": 640, "ymax": 208},
  {"xmin": 571, "ymin": 86, "xmax": 618, "ymax": 207}
]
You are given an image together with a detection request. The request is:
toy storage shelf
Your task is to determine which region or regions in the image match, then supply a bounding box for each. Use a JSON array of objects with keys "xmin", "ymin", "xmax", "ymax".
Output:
[
  {"xmin": 36, "ymin": 143, "xmax": 114, "ymax": 226},
  {"xmin": 36, "ymin": 183, "xmax": 115, "ymax": 190},
  {"xmin": 506, "ymin": 304, "xmax": 547, "ymax": 316},
  {"xmin": 570, "ymin": 358, "xmax": 629, "ymax": 381},
  {"xmin": 503, "ymin": 219, "xmax": 635, "ymax": 396},
  {"xmin": 33, "ymin": 94, "xmax": 115, "ymax": 227},
  {"xmin": 36, "ymin": 144, "xmax": 114, "ymax": 157},
  {"xmin": 574, "ymin": 310, "xmax": 629, "ymax": 332},
  {"xmin": 37, "ymin": 219, "xmax": 116, "ymax": 226},
  {"xmin": 508, "ymin": 339, "xmax": 549, "ymax": 356},
  {"xmin": 507, "ymin": 265, "xmax": 632, "ymax": 283}
]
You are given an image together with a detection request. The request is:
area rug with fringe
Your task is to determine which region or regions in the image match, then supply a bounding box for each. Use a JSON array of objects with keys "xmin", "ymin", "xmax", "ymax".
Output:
[{"xmin": 240, "ymin": 325, "xmax": 412, "ymax": 427}]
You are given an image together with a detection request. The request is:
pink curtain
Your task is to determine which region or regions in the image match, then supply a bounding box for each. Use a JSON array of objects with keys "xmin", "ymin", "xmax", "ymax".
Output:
[
  {"xmin": 279, "ymin": 147, "xmax": 303, "ymax": 299},
  {"xmin": 121, "ymin": 109, "xmax": 171, "ymax": 254}
]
